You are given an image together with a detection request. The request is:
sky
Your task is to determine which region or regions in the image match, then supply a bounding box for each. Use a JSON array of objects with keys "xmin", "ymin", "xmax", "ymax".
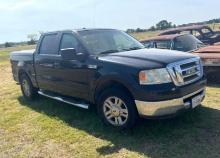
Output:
[{"xmin": 0, "ymin": 0, "xmax": 219, "ymax": 43}]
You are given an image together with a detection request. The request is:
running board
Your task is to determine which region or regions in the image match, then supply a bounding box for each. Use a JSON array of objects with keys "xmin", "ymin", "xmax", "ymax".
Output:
[{"xmin": 38, "ymin": 91, "xmax": 89, "ymax": 109}]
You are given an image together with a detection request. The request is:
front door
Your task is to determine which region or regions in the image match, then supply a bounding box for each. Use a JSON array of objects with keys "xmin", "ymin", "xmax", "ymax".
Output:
[{"xmin": 56, "ymin": 33, "xmax": 90, "ymax": 99}]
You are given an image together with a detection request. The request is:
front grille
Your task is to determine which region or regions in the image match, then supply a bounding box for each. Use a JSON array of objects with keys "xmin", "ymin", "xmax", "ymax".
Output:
[{"xmin": 167, "ymin": 57, "xmax": 203, "ymax": 86}]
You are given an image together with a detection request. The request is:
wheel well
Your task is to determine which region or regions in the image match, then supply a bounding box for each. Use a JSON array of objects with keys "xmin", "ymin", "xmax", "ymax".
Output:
[
  {"xmin": 18, "ymin": 69, "xmax": 27, "ymax": 83},
  {"xmin": 95, "ymin": 80, "xmax": 134, "ymax": 103}
]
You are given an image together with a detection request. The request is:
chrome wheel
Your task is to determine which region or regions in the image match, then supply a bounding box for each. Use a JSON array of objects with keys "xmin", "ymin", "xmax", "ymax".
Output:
[
  {"xmin": 103, "ymin": 96, "xmax": 129, "ymax": 126},
  {"xmin": 22, "ymin": 79, "xmax": 31, "ymax": 97}
]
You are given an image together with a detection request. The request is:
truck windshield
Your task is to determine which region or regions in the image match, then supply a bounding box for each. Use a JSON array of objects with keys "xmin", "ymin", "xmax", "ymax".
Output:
[
  {"xmin": 174, "ymin": 34, "xmax": 205, "ymax": 52},
  {"xmin": 78, "ymin": 29, "xmax": 144, "ymax": 55}
]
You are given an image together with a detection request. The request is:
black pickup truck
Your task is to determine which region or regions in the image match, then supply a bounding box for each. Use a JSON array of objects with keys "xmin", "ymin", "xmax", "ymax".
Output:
[{"xmin": 10, "ymin": 29, "xmax": 206, "ymax": 128}]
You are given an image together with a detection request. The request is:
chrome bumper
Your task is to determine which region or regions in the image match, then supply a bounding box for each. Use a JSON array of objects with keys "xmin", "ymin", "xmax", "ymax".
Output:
[{"xmin": 135, "ymin": 88, "xmax": 205, "ymax": 117}]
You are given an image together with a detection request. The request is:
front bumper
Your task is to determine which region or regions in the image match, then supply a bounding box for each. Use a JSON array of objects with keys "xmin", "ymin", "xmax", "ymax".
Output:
[{"xmin": 135, "ymin": 88, "xmax": 205, "ymax": 117}]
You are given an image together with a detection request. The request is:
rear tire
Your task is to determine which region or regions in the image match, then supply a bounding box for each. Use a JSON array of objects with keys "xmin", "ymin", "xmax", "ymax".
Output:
[
  {"xmin": 97, "ymin": 88, "xmax": 138, "ymax": 129},
  {"xmin": 20, "ymin": 73, "xmax": 38, "ymax": 100}
]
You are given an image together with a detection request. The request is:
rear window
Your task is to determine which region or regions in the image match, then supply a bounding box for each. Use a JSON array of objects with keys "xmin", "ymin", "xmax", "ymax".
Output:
[{"xmin": 40, "ymin": 34, "xmax": 58, "ymax": 55}]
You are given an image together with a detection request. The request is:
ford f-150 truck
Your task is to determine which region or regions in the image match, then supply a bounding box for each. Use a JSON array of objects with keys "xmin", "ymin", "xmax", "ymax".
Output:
[{"xmin": 10, "ymin": 29, "xmax": 206, "ymax": 129}]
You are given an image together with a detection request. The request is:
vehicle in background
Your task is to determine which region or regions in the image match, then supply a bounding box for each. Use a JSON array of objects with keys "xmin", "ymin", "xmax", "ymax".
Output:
[
  {"xmin": 141, "ymin": 34, "xmax": 220, "ymax": 81},
  {"xmin": 10, "ymin": 29, "xmax": 206, "ymax": 129},
  {"xmin": 159, "ymin": 25, "xmax": 220, "ymax": 45}
]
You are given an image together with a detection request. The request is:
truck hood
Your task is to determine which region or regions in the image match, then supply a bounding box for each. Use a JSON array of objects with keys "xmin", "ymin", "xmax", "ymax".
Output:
[
  {"xmin": 98, "ymin": 48, "xmax": 197, "ymax": 69},
  {"xmin": 194, "ymin": 45, "xmax": 220, "ymax": 53},
  {"xmin": 193, "ymin": 45, "xmax": 220, "ymax": 59}
]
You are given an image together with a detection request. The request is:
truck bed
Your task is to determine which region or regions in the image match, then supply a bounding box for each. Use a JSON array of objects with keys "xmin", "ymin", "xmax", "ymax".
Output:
[
  {"xmin": 10, "ymin": 49, "xmax": 35, "ymax": 83},
  {"xmin": 10, "ymin": 49, "xmax": 35, "ymax": 61}
]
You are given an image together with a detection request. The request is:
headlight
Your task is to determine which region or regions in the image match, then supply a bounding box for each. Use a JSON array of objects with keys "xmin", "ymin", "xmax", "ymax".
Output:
[{"xmin": 139, "ymin": 68, "xmax": 172, "ymax": 85}]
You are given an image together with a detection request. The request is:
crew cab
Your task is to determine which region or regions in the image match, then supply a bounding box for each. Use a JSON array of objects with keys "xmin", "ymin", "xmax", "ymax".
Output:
[
  {"xmin": 141, "ymin": 34, "xmax": 220, "ymax": 81},
  {"xmin": 10, "ymin": 29, "xmax": 206, "ymax": 128},
  {"xmin": 159, "ymin": 25, "xmax": 220, "ymax": 45}
]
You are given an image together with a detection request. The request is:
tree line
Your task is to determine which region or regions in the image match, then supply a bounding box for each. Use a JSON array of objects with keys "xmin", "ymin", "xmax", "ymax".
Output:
[
  {"xmin": 3, "ymin": 33, "xmax": 39, "ymax": 48},
  {"xmin": 126, "ymin": 18, "xmax": 220, "ymax": 33},
  {"xmin": 126, "ymin": 20, "xmax": 176, "ymax": 33}
]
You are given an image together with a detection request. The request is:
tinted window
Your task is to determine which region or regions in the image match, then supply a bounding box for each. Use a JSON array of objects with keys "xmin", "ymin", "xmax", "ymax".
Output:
[
  {"xmin": 40, "ymin": 34, "xmax": 58, "ymax": 55},
  {"xmin": 142, "ymin": 41, "xmax": 153, "ymax": 48},
  {"xmin": 60, "ymin": 34, "xmax": 79, "ymax": 50},
  {"xmin": 155, "ymin": 40, "xmax": 171, "ymax": 49}
]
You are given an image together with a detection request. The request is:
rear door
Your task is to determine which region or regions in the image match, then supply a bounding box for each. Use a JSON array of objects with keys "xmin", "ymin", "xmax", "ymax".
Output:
[{"xmin": 34, "ymin": 33, "xmax": 62, "ymax": 92}]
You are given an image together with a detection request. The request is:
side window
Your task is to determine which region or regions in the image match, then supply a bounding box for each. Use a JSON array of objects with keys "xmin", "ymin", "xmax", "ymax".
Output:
[
  {"xmin": 40, "ymin": 34, "xmax": 58, "ymax": 55},
  {"xmin": 60, "ymin": 34, "xmax": 79, "ymax": 51},
  {"xmin": 142, "ymin": 41, "xmax": 152, "ymax": 48},
  {"xmin": 181, "ymin": 31, "xmax": 191, "ymax": 34},
  {"xmin": 155, "ymin": 40, "xmax": 171, "ymax": 49},
  {"xmin": 192, "ymin": 30, "xmax": 200, "ymax": 36}
]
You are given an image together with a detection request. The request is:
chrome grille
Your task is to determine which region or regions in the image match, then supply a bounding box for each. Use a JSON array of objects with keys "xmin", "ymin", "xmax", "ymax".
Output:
[{"xmin": 167, "ymin": 57, "xmax": 203, "ymax": 86}]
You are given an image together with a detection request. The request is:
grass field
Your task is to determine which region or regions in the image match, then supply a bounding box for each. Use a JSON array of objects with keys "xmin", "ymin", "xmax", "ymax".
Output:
[
  {"xmin": 209, "ymin": 23, "xmax": 220, "ymax": 31},
  {"xmin": 0, "ymin": 45, "xmax": 220, "ymax": 158},
  {"xmin": 130, "ymin": 31, "xmax": 160, "ymax": 40}
]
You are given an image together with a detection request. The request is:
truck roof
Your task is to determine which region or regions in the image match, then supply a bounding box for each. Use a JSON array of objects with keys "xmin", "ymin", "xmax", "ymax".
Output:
[
  {"xmin": 140, "ymin": 34, "xmax": 186, "ymax": 42},
  {"xmin": 42, "ymin": 28, "xmax": 118, "ymax": 35},
  {"xmin": 159, "ymin": 25, "xmax": 209, "ymax": 35}
]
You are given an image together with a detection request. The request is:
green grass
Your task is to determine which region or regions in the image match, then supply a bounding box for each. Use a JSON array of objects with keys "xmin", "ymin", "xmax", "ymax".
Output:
[
  {"xmin": 130, "ymin": 31, "xmax": 160, "ymax": 41},
  {"xmin": 0, "ymin": 46, "xmax": 220, "ymax": 158}
]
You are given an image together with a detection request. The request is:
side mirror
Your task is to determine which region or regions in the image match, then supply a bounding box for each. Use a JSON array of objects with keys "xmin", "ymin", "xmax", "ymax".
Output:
[
  {"xmin": 60, "ymin": 48, "xmax": 76, "ymax": 60},
  {"xmin": 61, "ymin": 48, "xmax": 87, "ymax": 61}
]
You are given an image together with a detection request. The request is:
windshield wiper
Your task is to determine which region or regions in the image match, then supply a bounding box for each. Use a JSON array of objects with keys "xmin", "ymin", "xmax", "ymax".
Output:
[
  {"xmin": 99, "ymin": 47, "xmax": 142, "ymax": 55},
  {"xmin": 131, "ymin": 47, "xmax": 142, "ymax": 50},
  {"xmin": 123, "ymin": 47, "xmax": 142, "ymax": 51},
  {"xmin": 99, "ymin": 49, "xmax": 119, "ymax": 55}
]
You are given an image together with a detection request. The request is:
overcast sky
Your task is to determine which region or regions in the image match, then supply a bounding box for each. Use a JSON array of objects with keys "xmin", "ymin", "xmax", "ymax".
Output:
[{"xmin": 0, "ymin": 0, "xmax": 219, "ymax": 43}]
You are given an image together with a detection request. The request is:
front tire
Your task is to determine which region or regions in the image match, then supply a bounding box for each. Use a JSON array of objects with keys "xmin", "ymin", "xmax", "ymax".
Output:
[
  {"xmin": 97, "ymin": 88, "xmax": 138, "ymax": 129},
  {"xmin": 20, "ymin": 74, "xmax": 38, "ymax": 100}
]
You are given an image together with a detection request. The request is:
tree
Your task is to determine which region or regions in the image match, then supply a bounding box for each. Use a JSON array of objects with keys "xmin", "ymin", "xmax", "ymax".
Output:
[
  {"xmin": 156, "ymin": 20, "xmax": 173, "ymax": 30},
  {"xmin": 5, "ymin": 42, "xmax": 12, "ymax": 48},
  {"xmin": 148, "ymin": 26, "xmax": 156, "ymax": 31},
  {"xmin": 126, "ymin": 29, "xmax": 135, "ymax": 33},
  {"xmin": 27, "ymin": 34, "xmax": 38, "ymax": 45},
  {"xmin": 39, "ymin": 31, "xmax": 44, "ymax": 35},
  {"xmin": 135, "ymin": 28, "xmax": 146, "ymax": 32}
]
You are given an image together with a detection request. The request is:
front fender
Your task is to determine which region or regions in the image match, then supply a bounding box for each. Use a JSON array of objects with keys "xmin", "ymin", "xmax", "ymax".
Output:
[{"xmin": 90, "ymin": 72, "xmax": 138, "ymax": 103}]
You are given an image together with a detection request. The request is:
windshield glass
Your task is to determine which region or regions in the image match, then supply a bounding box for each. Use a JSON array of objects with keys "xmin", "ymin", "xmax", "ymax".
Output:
[
  {"xmin": 174, "ymin": 34, "xmax": 205, "ymax": 52},
  {"xmin": 78, "ymin": 29, "xmax": 144, "ymax": 55}
]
